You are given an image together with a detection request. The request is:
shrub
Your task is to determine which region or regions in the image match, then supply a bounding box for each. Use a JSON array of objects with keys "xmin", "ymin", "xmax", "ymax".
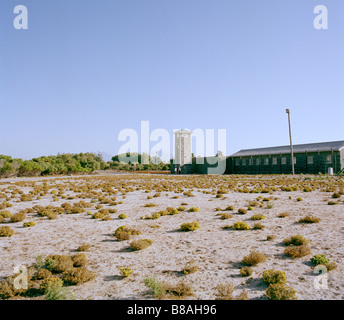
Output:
[
  {"xmin": 164, "ymin": 280, "xmax": 194, "ymax": 298},
  {"xmin": 118, "ymin": 213, "xmax": 127, "ymax": 219},
  {"xmin": 251, "ymin": 214, "xmax": 265, "ymax": 220},
  {"xmin": 332, "ymin": 192, "xmax": 341, "ymax": 199},
  {"xmin": 241, "ymin": 251, "xmax": 267, "ymax": 266},
  {"xmin": 327, "ymin": 201, "xmax": 337, "ymax": 205},
  {"xmin": 0, "ymin": 211, "xmax": 12, "ymax": 219},
  {"xmin": 220, "ymin": 213, "xmax": 232, "ymax": 219},
  {"xmin": 45, "ymin": 285, "xmax": 74, "ymax": 300},
  {"xmin": 144, "ymin": 202, "xmax": 158, "ymax": 207},
  {"xmin": 180, "ymin": 221, "xmax": 200, "ymax": 231},
  {"xmin": 262, "ymin": 269, "xmax": 287, "ymax": 286},
  {"xmin": 23, "ymin": 221, "xmax": 36, "ymax": 228},
  {"xmin": 40, "ymin": 276, "xmax": 63, "ymax": 293},
  {"xmin": 277, "ymin": 212, "xmax": 289, "ymax": 218},
  {"xmin": 35, "ymin": 268, "xmax": 52, "ymax": 280},
  {"xmin": 188, "ymin": 207, "xmax": 199, "ymax": 212},
  {"xmin": 298, "ymin": 215, "xmax": 321, "ymax": 224},
  {"xmin": 76, "ymin": 243, "xmax": 91, "ymax": 252},
  {"xmin": 0, "ymin": 226, "xmax": 14, "ymax": 237},
  {"xmin": 253, "ymin": 223, "xmax": 265, "ymax": 230},
  {"xmin": 214, "ymin": 283, "xmax": 248, "ymax": 300},
  {"xmin": 233, "ymin": 221, "xmax": 250, "ymax": 230},
  {"xmin": 296, "ymin": 197, "xmax": 303, "ymax": 201},
  {"xmin": 225, "ymin": 206, "xmax": 235, "ymax": 211},
  {"xmin": 10, "ymin": 212, "xmax": 25, "ymax": 222},
  {"xmin": 310, "ymin": 254, "xmax": 330, "ymax": 266},
  {"xmin": 45, "ymin": 255, "xmax": 74, "ymax": 274},
  {"xmin": 114, "ymin": 225, "xmax": 141, "ymax": 241},
  {"xmin": 144, "ymin": 276, "xmax": 166, "ymax": 299},
  {"xmin": 266, "ymin": 235, "xmax": 276, "ymax": 241},
  {"xmin": 265, "ymin": 284, "xmax": 297, "ymax": 300},
  {"xmin": 283, "ymin": 235, "xmax": 310, "ymax": 246},
  {"xmin": 62, "ymin": 267, "xmax": 97, "ymax": 286},
  {"xmin": 182, "ymin": 260, "xmax": 199, "ymax": 275},
  {"xmin": 177, "ymin": 206, "xmax": 186, "ymax": 211},
  {"xmin": 119, "ymin": 267, "xmax": 134, "ymax": 277},
  {"xmin": 284, "ymin": 245, "xmax": 311, "ymax": 258},
  {"xmin": 71, "ymin": 253, "xmax": 88, "ymax": 267},
  {"xmin": 238, "ymin": 208, "xmax": 247, "ymax": 214},
  {"xmin": 240, "ymin": 267, "xmax": 253, "ymax": 277},
  {"xmin": 129, "ymin": 239, "xmax": 153, "ymax": 250}
]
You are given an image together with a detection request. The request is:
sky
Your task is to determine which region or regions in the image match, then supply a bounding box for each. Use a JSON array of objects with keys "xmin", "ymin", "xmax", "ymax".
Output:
[{"xmin": 0, "ymin": 0, "xmax": 343, "ymax": 161}]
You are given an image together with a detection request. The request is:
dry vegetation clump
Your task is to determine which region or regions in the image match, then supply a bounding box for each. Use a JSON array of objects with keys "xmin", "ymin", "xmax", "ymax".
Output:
[
  {"xmin": 220, "ymin": 212, "xmax": 232, "ymax": 219},
  {"xmin": 283, "ymin": 235, "xmax": 310, "ymax": 246},
  {"xmin": 251, "ymin": 214, "xmax": 265, "ymax": 220},
  {"xmin": 233, "ymin": 221, "xmax": 250, "ymax": 230},
  {"xmin": 188, "ymin": 207, "xmax": 199, "ymax": 212},
  {"xmin": 144, "ymin": 276, "xmax": 194, "ymax": 299},
  {"xmin": 129, "ymin": 239, "xmax": 153, "ymax": 250},
  {"xmin": 277, "ymin": 212, "xmax": 289, "ymax": 218},
  {"xmin": 262, "ymin": 269, "xmax": 287, "ymax": 286},
  {"xmin": 241, "ymin": 251, "xmax": 267, "ymax": 266},
  {"xmin": 214, "ymin": 283, "xmax": 248, "ymax": 300},
  {"xmin": 237, "ymin": 208, "xmax": 247, "ymax": 215},
  {"xmin": 264, "ymin": 284, "xmax": 297, "ymax": 300},
  {"xmin": 0, "ymin": 226, "xmax": 14, "ymax": 237},
  {"xmin": 62, "ymin": 267, "xmax": 97, "ymax": 286},
  {"xmin": 240, "ymin": 266, "xmax": 253, "ymax": 277},
  {"xmin": 284, "ymin": 245, "xmax": 312, "ymax": 259},
  {"xmin": 76, "ymin": 243, "xmax": 91, "ymax": 252},
  {"xmin": 10, "ymin": 212, "xmax": 26, "ymax": 223},
  {"xmin": 298, "ymin": 215, "xmax": 321, "ymax": 224},
  {"xmin": 180, "ymin": 221, "xmax": 200, "ymax": 231},
  {"xmin": 182, "ymin": 260, "xmax": 199, "ymax": 275},
  {"xmin": 114, "ymin": 225, "xmax": 142, "ymax": 241}
]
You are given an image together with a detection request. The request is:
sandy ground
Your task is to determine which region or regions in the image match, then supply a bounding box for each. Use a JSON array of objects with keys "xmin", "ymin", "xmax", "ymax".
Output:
[{"xmin": 0, "ymin": 173, "xmax": 344, "ymax": 300}]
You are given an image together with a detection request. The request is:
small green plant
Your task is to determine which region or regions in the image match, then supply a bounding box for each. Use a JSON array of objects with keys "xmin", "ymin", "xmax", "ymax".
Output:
[
  {"xmin": 40, "ymin": 276, "xmax": 63, "ymax": 293},
  {"xmin": 23, "ymin": 221, "xmax": 36, "ymax": 227},
  {"xmin": 144, "ymin": 276, "xmax": 166, "ymax": 299},
  {"xmin": 188, "ymin": 207, "xmax": 199, "ymax": 212},
  {"xmin": 119, "ymin": 267, "xmax": 134, "ymax": 277},
  {"xmin": 180, "ymin": 221, "xmax": 200, "ymax": 231},
  {"xmin": 118, "ymin": 213, "xmax": 127, "ymax": 219},
  {"xmin": 310, "ymin": 254, "xmax": 330, "ymax": 266}
]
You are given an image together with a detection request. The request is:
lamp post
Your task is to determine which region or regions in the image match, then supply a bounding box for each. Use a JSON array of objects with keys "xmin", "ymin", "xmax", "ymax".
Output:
[{"xmin": 286, "ymin": 109, "xmax": 295, "ymax": 175}]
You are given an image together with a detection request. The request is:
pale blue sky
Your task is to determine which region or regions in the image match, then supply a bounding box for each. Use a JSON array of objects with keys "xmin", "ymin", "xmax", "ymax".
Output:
[{"xmin": 0, "ymin": 0, "xmax": 343, "ymax": 161}]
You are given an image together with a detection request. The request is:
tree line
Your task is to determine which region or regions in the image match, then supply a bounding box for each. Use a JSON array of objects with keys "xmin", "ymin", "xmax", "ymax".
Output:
[{"xmin": 0, "ymin": 152, "xmax": 170, "ymax": 177}]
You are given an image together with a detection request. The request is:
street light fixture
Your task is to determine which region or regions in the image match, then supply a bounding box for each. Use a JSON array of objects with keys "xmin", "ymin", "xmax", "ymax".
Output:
[{"xmin": 285, "ymin": 109, "xmax": 295, "ymax": 175}]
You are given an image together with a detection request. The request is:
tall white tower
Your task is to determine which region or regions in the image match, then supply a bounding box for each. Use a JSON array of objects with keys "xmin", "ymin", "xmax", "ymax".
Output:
[{"xmin": 174, "ymin": 129, "xmax": 192, "ymax": 170}]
